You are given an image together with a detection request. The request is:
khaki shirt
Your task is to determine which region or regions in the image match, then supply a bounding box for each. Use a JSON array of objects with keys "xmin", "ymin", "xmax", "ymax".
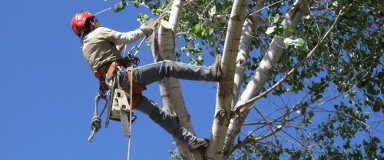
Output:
[{"xmin": 82, "ymin": 27, "xmax": 144, "ymax": 71}]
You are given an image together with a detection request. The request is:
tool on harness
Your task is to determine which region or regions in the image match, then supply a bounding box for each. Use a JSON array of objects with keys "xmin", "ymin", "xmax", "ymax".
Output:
[
  {"xmin": 87, "ymin": 22, "xmax": 151, "ymax": 142},
  {"xmin": 112, "ymin": 87, "xmax": 136, "ymax": 136},
  {"xmin": 127, "ymin": 51, "xmax": 140, "ymax": 67},
  {"xmin": 88, "ymin": 94, "xmax": 107, "ymax": 142},
  {"xmin": 86, "ymin": 1, "xmax": 159, "ymax": 143},
  {"xmin": 122, "ymin": 41, "xmax": 142, "ymax": 67},
  {"xmin": 89, "ymin": 54, "xmax": 143, "ymax": 141}
]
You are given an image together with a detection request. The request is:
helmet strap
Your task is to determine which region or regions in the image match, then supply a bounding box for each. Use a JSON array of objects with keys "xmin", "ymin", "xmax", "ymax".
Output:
[{"xmin": 79, "ymin": 19, "xmax": 97, "ymax": 38}]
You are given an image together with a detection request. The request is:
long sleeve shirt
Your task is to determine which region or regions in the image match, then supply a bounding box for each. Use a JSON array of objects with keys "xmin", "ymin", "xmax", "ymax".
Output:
[{"xmin": 82, "ymin": 27, "xmax": 144, "ymax": 71}]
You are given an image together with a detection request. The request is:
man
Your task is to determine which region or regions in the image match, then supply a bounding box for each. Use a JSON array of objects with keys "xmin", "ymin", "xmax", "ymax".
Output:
[{"xmin": 71, "ymin": 12, "xmax": 221, "ymax": 151}]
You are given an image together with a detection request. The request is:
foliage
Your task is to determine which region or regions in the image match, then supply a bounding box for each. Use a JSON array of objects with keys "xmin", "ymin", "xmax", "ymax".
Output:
[
  {"xmin": 110, "ymin": 0, "xmax": 383, "ymax": 159},
  {"xmin": 169, "ymin": 148, "xmax": 182, "ymax": 160}
]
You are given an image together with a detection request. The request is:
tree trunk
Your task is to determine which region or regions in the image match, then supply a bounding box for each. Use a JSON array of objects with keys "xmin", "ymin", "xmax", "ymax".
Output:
[
  {"xmin": 149, "ymin": 0, "xmax": 204, "ymax": 159},
  {"xmin": 224, "ymin": 0, "xmax": 266, "ymax": 157},
  {"xmin": 232, "ymin": 0, "xmax": 266, "ymax": 108},
  {"xmin": 222, "ymin": 0, "xmax": 316, "ymax": 158},
  {"xmin": 207, "ymin": 0, "xmax": 250, "ymax": 159}
]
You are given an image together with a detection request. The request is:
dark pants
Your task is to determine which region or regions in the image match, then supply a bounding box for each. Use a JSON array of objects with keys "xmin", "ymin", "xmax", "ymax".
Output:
[{"xmin": 116, "ymin": 60, "xmax": 214, "ymax": 145}]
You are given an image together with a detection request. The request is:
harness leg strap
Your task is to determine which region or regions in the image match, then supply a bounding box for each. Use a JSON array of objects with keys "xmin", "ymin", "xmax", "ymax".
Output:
[{"xmin": 126, "ymin": 68, "xmax": 144, "ymax": 107}]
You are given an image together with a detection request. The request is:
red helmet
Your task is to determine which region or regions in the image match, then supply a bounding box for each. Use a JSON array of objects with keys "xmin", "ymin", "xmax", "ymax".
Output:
[{"xmin": 71, "ymin": 12, "xmax": 95, "ymax": 37}]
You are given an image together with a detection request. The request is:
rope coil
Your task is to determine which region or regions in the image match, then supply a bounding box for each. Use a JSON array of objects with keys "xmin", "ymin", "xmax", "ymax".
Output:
[
  {"xmin": 88, "ymin": 116, "xmax": 101, "ymax": 142},
  {"xmin": 88, "ymin": 95, "xmax": 107, "ymax": 142}
]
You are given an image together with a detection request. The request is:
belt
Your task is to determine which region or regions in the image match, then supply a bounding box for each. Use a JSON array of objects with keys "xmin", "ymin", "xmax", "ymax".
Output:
[
  {"xmin": 94, "ymin": 61, "xmax": 144, "ymax": 107},
  {"xmin": 94, "ymin": 61, "xmax": 124, "ymax": 80}
]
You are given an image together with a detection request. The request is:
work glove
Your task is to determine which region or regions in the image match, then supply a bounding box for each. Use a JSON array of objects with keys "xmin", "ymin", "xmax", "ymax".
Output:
[
  {"xmin": 140, "ymin": 18, "xmax": 156, "ymax": 37},
  {"xmin": 140, "ymin": 27, "xmax": 153, "ymax": 37}
]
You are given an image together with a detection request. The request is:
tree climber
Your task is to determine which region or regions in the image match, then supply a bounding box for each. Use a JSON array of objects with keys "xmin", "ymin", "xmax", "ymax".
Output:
[{"xmin": 70, "ymin": 12, "xmax": 221, "ymax": 151}]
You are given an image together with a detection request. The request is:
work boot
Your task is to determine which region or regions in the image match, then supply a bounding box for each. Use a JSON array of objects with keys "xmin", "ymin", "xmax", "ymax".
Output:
[
  {"xmin": 189, "ymin": 138, "xmax": 209, "ymax": 151},
  {"xmin": 211, "ymin": 55, "xmax": 222, "ymax": 81}
]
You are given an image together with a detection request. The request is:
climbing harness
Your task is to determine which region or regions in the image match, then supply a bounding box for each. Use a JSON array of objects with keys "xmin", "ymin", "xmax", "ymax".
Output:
[
  {"xmin": 89, "ymin": 59, "xmax": 141, "ymax": 141},
  {"xmin": 87, "ymin": 33, "xmax": 146, "ymax": 142},
  {"xmin": 86, "ymin": 0, "xmax": 197, "ymax": 158}
]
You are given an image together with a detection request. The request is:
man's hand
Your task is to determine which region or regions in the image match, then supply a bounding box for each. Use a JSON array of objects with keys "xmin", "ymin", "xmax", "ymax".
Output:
[
  {"xmin": 116, "ymin": 44, "xmax": 124, "ymax": 51},
  {"xmin": 140, "ymin": 27, "xmax": 153, "ymax": 37}
]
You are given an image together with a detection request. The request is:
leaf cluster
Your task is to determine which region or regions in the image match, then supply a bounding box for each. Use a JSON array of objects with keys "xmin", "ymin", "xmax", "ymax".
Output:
[{"xmin": 109, "ymin": 0, "xmax": 384, "ymax": 159}]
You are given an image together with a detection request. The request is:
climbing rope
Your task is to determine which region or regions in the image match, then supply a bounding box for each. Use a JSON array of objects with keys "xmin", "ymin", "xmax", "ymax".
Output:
[
  {"xmin": 89, "ymin": 0, "xmax": 195, "ymax": 159},
  {"xmin": 122, "ymin": 2, "xmax": 175, "ymax": 159},
  {"xmin": 88, "ymin": 94, "xmax": 108, "ymax": 142},
  {"xmin": 94, "ymin": 2, "xmax": 121, "ymax": 16},
  {"xmin": 122, "ymin": 0, "xmax": 175, "ymax": 58},
  {"xmin": 127, "ymin": 65, "xmax": 134, "ymax": 160}
]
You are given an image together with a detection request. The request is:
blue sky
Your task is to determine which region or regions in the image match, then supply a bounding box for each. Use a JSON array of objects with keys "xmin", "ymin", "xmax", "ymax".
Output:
[
  {"xmin": 0, "ymin": 0, "xmax": 218, "ymax": 159},
  {"xmin": 2, "ymin": 1, "xmax": 383, "ymax": 160}
]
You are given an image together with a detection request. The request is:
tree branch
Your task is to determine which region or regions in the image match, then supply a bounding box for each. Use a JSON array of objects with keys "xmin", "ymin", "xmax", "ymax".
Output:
[
  {"xmin": 222, "ymin": 1, "xmax": 317, "ymax": 158},
  {"xmin": 207, "ymin": 0, "xmax": 250, "ymax": 159},
  {"xmin": 232, "ymin": 125, "xmax": 283, "ymax": 152},
  {"xmin": 233, "ymin": 3, "xmax": 349, "ymax": 114}
]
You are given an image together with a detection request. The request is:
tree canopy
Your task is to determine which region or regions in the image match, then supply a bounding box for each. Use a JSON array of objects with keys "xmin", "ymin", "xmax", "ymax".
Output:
[{"xmin": 110, "ymin": 0, "xmax": 383, "ymax": 159}]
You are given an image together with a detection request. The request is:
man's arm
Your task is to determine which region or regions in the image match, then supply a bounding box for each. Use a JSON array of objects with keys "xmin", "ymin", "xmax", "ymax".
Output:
[{"xmin": 116, "ymin": 29, "xmax": 145, "ymax": 45}]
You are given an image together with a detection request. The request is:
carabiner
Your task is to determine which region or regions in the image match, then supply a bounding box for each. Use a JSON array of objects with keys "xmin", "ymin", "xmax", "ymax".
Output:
[{"xmin": 129, "ymin": 46, "xmax": 139, "ymax": 57}]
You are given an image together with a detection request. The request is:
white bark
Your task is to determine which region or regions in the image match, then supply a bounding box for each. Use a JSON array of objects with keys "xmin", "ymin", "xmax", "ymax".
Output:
[
  {"xmin": 223, "ymin": 0, "xmax": 266, "ymax": 156},
  {"xmin": 232, "ymin": 0, "xmax": 266, "ymax": 108},
  {"xmin": 231, "ymin": 17, "xmax": 252, "ymax": 107},
  {"xmin": 207, "ymin": 0, "xmax": 250, "ymax": 159},
  {"xmin": 151, "ymin": 0, "xmax": 204, "ymax": 159},
  {"xmin": 168, "ymin": 0, "xmax": 184, "ymax": 33},
  {"xmin": 159, "ymin": 21, "xmax": 201, "ymax": 159},
  {"xmin": 222, "ymin": 0, "xmax": 316, "ymax": 157},
  {"xmin": 152, "ymin": 20, "xmax": 200, "ymax": 160}
]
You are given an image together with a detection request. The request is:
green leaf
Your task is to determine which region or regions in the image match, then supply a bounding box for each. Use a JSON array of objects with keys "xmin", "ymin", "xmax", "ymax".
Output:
[
  {"xmin": 209, "ymin": 27, "xmax": 214, "ymax": 35},
  {"xmin": 137, "ymin": 13, "xmax": 149, "ymax": 22},
  {"xmin": 296, "ymin": 38, "xmax": 304, "ymax": 46},
  {"xmin": 202, "ymin": 27, "xmax": 209, "ymax": 37},
  {"xmin": 192, "ymin": 23, "xmax": 202, "ymax": 34},
  {"xmin": 332, "ymin": 1, "xmax": 338, "ymax": 7},
  {"xmin": 273, "ymin": 14, "xmax": 280, "ymax": 24},
  {"xmin": 284, "ymin": 37, "xmax": 305, "ymax": 48},
  {"xmin": 134, "ymin": 2, "xmax": 141, "ymax": 8},
  {"xmin": 209, "ymin": 5, "xmax": 216, "ymax": 18},
  {"xmin": 247, "ymin": 134, "xmax": 257, "ymax": 140},
  {"xmin": 288, "ymin": 27, "xmax": 295, "ymax": 33}
]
